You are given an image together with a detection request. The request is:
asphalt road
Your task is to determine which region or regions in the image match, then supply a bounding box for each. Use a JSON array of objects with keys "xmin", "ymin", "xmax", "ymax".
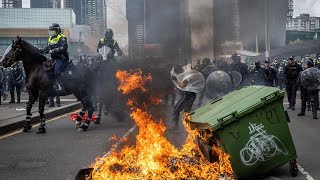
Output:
[
  {"xmin": 0, "ymin": 111, "xmax": 136, "ymax": 180},
  {"xmin": 0, "ymin": 99, "xmax": 319, "ymax": 180}
]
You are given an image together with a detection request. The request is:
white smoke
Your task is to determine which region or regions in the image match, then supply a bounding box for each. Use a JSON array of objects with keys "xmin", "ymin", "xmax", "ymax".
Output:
[{"xmin": 294, "ymin": 0, "xmax": 320, "ymax": 17}]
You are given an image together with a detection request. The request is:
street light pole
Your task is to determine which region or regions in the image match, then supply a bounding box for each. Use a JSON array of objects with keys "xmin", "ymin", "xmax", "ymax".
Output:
[{"xmin": 265, "ymin": 0, "xmax": 269, "ymax": 60}]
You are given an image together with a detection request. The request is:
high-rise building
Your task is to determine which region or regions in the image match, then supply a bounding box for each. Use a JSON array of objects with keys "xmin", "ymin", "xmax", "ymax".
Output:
[
  {"xmin": 30, "ymin": 0, "xmax": 61, "ymax": 8},
  {"xmin": 2, "ymin": 0, "xmax": 22, "ymax": 8},
  {"xmin": 64, "ymin": 0, "xmax": 106, "ymax": 33},
  {"xmin": 213, "ymin": 0, "xmax": 288, "ymax": 55},
  {"xmin": 287, "ymin": 14, "xmax": 320, "ymax": 32},
  {"xmin": 126, "ymin": 0, "xmax": 190, "ymax": 62},
  {"xmin": 287, "ymin": 0, "xmax": 293, "ymax": 19}
]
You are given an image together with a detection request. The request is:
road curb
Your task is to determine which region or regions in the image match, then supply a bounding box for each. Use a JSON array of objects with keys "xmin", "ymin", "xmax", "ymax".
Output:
[{"xmin": 0, "ymin": 102, "xmax": 82, "ymax": 136}]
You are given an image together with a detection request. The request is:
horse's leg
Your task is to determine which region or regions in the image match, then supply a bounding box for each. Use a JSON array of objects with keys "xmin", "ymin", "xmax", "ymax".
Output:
[
  {"xmin": 95, "ymin": 98, "xmax": 103, "ymax": 124},
  {"xmin": 72, "ymin": 91, "xmax": 86, "ymax": 128},
  {"xmin": 23, "ymin": 92, "xmax": 38, "ymax": 132},
  {"xmin": 36, "ymin": 91, "xmax": 47, "ymax": 134},
  {"xmin": 78, "ymin": 94, "xmax": 94, "ymax": 132}
]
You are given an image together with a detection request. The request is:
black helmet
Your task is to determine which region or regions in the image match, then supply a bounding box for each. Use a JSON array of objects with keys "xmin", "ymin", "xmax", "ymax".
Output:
[
  {"xmin": 304, "ymin": 59, "xmax": 314, "ymax": 68},
  {"xmin": 254, "ymin": 61, "xmax": 261, "ymax": 66},
  {"xmin": 49, "ymin": 23, "xmax": 61, "ymax": 36},
  {"xmin": 105, "ymin": 29, "xmax": 114, "ymax": 40},
  {"xmin": 202, "ymin": 58, "xmax": 211, "ymax": 65}
]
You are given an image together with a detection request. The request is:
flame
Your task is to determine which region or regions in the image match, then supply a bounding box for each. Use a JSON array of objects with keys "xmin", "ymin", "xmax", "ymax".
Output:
[{"xmin": 90, "ymin": 69, "xmax": 234, "ymax": 179}]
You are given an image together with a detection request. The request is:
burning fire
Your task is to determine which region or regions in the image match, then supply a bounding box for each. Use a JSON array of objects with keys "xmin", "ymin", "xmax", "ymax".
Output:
[{"xmin": 90, "ymin": 69, "xmax": 234, "ymax": 179}]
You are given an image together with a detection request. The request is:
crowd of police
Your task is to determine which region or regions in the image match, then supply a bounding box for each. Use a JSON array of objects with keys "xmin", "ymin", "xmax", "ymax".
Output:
[
  {"xmin": 192, "ymin": 54, "xmax": 320, "ymax": 119},
  {"xmin": 0, "ymin": 61, "xmax": 24, "ymax": 105},
  {"xmin": 0, "ymin": 61, "xmax": 61, "ymax": 107}
]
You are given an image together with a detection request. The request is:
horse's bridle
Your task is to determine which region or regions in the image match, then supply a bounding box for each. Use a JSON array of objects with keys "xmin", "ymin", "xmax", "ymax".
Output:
[{"xmin": 1, "ymin": 44, "xmax": 22, "ymax": 66}]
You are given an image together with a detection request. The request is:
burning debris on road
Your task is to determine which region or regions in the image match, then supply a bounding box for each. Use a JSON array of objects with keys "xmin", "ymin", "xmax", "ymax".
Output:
[{"xmin": 88, "ymin": 69, "xmax": 234, "ymax": 180}]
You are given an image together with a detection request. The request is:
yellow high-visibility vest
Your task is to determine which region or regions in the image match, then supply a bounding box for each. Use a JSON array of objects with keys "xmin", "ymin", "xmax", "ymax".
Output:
[{"xmin": 48, "ymin": 34, "xmax": 66, "ymax": 45}]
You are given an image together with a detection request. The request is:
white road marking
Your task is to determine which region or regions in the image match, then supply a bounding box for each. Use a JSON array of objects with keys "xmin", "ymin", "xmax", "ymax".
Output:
[
  {"xmin": 0, "ymin": 109, "xmax": 80, "ymax": 140},
  {"xmin": 103, "ymin": 125, "xmax": 137, "ymax": 158},
  {"xmin": 92, "ymin": 125, "xmax": 137, "ymax": 170},
  {"xmin": 297, "ymin": 163, "xmax": 315, "ymax": 180}
]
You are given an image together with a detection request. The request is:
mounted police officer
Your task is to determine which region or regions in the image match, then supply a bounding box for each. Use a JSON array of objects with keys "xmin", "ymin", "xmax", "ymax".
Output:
[
  {"xmin": 284, "ymin": 56, "xmax": 303, "ymax": 110},
  {"xmin": 40, "ymin": 23, "xmax": 69, "ymax": 79},
  {"xmin": 97, "ymin": 29, "xmax": 123, "ymax": 59},
  {"xmin": 8, "ymin": 61, "xmax": 23, "ymax": 103}
]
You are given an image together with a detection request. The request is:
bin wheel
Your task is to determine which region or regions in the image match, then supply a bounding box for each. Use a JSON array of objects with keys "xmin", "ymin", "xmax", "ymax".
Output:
[{"xmin": 289, "ymin": 159, "xmax": 298, "ymax": 177}]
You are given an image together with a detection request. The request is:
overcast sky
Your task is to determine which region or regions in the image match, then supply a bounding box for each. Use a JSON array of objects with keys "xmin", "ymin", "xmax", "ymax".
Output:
[{"xmin": 294, "ymin": 0, "xmax": 320, "ymax": 17}]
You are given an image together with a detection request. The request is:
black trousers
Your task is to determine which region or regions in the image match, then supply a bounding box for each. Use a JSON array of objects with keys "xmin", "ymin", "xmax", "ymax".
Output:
[
  {"xmin": 300, "ymin": 86, "xmax": 318, "ymax": 117},
  {"xmin": 9, "ymin": 81, "xmax": 21, "ymax": 101},
  {"xmin": 173, "ymin": 91, "xmax": 196, "ymax": 121},
  {"xmin": 286, "ymin": 80, "xmax": 298, "ymax": 107}
]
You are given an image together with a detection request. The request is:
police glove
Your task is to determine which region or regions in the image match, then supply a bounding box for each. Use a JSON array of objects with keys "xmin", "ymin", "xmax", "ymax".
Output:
[
  {"xmin": 118, "ymin": 50, "xmax": 123, "ymax": 56},
  {"xmin": 49, "ymin": 48, "xmax": 58, "ymax": 54},
  {"xmin": 48, "ymin": 49, "xmax": 54, "ymax": 54},
  {"xmin": 39, "ymin": 48, "xmax": 44, "ymax": 53}
]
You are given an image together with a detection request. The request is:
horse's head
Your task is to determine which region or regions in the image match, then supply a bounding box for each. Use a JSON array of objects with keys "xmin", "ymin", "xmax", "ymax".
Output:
[{"xmin": 0, "ymin": 36, "xmax": 24, "ymax": 68}]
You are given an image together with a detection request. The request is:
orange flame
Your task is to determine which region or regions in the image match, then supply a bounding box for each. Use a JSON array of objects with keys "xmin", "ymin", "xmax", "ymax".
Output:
[{"xmin": 90, "ymin": 69, "xmax": 234, "ymax": 179}]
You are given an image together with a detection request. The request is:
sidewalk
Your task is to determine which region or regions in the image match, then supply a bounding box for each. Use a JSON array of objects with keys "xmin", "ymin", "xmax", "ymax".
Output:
[{"xmin": 0, "ymin": 92, "xmax": 81, "ymax": 135}]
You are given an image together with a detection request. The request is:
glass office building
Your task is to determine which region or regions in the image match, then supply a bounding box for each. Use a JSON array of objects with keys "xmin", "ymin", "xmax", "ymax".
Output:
[
  {"xmin": 0, "ymin": 8, "xmax": 75, "ymax": 29},
  {"xmin": 0, "ymin": 8, "xmax": 75, "ymax": 52}
]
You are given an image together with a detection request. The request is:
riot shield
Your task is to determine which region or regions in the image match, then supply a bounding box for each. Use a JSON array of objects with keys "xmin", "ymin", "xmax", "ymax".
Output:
[
  {"xmin": 229, "ymin": 71, "xmax": 242, "ymax": 88},
  {"xmin": 300, "ymin": 67, "xmax": 320, "ymax": 90},
  {"xmin": 206, "ymin": 71, "xmax": 232, "ymax": 98},
  {"xmin": 98, "ymin": 46, "xmax": 112, "ymax": 61}
]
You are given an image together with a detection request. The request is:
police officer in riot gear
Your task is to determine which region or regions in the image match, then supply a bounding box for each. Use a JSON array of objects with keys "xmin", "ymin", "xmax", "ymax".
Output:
[
  {"xmin": 230, "ymin": 53, "xmax": 249, "ymax": 87},
  {"xmin": 272, "ymin": 58, "xmax": 280, "ymax": 69},
  {"xmin": 316, "ymin": 56, "xmax": 320, "ymax": 69},
  {"xmin": 8, "ymin": 62, "xmax": 23, "ymax": 103},
  {"xmin": 284, "ymin": 56, "xmax": 303, "ymax": 110},
  {"xmin": 0, "ymin": 63, "xmax": 8, "ymax": 105},
  {"xmin": 41, "ymin": 23, "xmax": 69, "ymax": 78},
  {"xmin": 250, "ymin": 61, "xmax": 265, "ymax": 85},
  {"xmin": 297, "ymin": 59, "xmax": 318, "ymax": 119},
  {"xmin": 97, "ymin": 29, "xmax": 123, "ymax": 59},
  {"xmin": 264, "ymin": 60, "xmax": 278, "ymax": 87}
]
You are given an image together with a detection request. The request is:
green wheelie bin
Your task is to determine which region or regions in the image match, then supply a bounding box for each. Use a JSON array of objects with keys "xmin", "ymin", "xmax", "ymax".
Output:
[{"xmin": 187, "ymin": 86, "xmax": 298, "ymax": 179}]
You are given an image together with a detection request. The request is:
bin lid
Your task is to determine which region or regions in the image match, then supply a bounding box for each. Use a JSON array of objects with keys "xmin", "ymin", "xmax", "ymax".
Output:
[{"xmin": 188, "ymin": 86, "xmax": 284, "ymax": 131}]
